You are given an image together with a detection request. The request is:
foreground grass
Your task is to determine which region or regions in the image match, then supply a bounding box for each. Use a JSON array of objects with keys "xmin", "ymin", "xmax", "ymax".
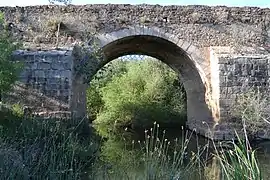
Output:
[
  {"xmin": 0, "ymin": 107, "xmax": 263, "ymax": 180},
  {"xmin": 91, "ymin": 124, "xmax": 264, "ymax": 180},
  {"xmin": 0, "ymin": 110, "xmax": 100, "ymax": 180},
  {"xmin": 90, "ymin": 124, "xmax": 219, "ymax": 180},
  {"xmin": 213, "ymin": 133, "xmax": 262, "ymax": 180}
]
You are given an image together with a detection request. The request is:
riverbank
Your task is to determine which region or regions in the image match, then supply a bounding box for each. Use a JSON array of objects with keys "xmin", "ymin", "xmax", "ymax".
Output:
[{"xmin": 1, "ymin": 107, "xmax": 269, "ymax": 179}]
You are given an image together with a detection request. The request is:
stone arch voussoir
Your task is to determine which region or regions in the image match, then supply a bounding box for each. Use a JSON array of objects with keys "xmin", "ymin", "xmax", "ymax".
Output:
[{"xmin": 93, "ymin": 26, "xmax": 209, "ymax": 87}]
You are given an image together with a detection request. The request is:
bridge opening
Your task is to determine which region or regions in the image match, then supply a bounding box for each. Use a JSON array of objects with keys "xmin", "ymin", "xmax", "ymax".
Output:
[
  {"xmin": 102, "ymin": 35, "xmax": 212, "ymax": 130},
  {"xmin": 87, "ymin": 54, "xmax": 188, "ymax": 136},
  {"xmin": 71, "ymin": 32, "xmax": 214, "ymax": 137}
]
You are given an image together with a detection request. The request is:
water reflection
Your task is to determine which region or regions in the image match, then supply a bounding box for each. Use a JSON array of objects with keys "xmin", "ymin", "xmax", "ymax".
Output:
[{"xmin": 93, "ymin": 123, "xmax": 270, "ymax": 180}]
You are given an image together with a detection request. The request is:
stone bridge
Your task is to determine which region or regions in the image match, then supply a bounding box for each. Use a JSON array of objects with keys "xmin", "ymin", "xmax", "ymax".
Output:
[{"xmin": 1, "ymin": 4, "xmax": 270, "ymax": 140}]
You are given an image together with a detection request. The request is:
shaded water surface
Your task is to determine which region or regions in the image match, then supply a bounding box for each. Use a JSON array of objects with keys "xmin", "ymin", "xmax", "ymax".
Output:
[{"xmin": 97, "ymin": 125, "xmax": 270, "ymax": 179}]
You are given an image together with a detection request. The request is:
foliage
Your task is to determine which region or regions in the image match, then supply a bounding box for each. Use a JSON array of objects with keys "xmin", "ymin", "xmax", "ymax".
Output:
[
  {"xmin": 232, "ymin": 89, "xmax": 270, "ymax": 138},
  {"xmin": 0, "ymin": 13, "xmax": 4, "ymax": 25},
  {"xmin": 0, "ymin": 12, "xmax": 22, "ymax": 98},
  {"xmin": 73, "ymin": 44, "xmax": 105, "ymax": 83},
  {"xmin": 86, "ymin": 60, "xmax": 128, "ymax": 120},
  {"xmin": 11, "ymin": 103, "xmax": 24, "ymax": 117},
  {"xmin": 88, "ymin": 59, "xmax": 187, "ymax": 138},
  {"xmin": 99, "ymin": 137, "xmax": 140, "ymax": 170},
  {"xmin": 0, "ymin": 107, "xmax": 264, "ymax": 180},
  {"xmin": 0, "ymin": 113, "xmax": 100, "ymax": 180},
  {"xmin": 214, "ymin": 133, "xmax": 262, "ymax": 180}
]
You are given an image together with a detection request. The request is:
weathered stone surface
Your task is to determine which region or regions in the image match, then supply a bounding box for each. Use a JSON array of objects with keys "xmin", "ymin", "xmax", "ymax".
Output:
[
  {"xmin": 2, "ymin": 4, "xmax": 270, "ymax": 140},
  {"xmin": 5, "ymin": 49, "xmax": 73, "ymax": 113},
  {"xmin": 0, "ymin": 5, "xmax": 270, "ymax": 49}
]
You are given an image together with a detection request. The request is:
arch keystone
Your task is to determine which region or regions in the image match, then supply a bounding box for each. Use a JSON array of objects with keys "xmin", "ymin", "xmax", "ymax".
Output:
[
  {"xmin": 134, "ymin": 26, "xmax": 144, "ymax": 35},
  {"xmin": 143, "ymin": 26, "xmax": 152, "ymax": 36}
]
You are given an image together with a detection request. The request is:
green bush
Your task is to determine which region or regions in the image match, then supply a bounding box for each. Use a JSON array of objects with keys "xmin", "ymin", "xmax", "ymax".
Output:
[
  {"xmin": 11, "ymin": 103, "xmax": 24, "ymax": 117},
  {"xmin": 86, "ymin": 60, "xmax": 128, "ymax": 120},
  {"xmin": 88, "ymin": 59, "xmax": 186, "ymax": 138},
  {"xmin": 0, "ymin": 12, "xmax": 22, "ymax": 100}
]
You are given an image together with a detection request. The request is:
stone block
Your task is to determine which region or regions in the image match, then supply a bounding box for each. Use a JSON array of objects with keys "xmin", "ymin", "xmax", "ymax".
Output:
[
  {"xmin": 47, "ymin": 77, "xmax": 60, "ymax": 84},
  {"xmin": 34, "ymin": 70, "xmax": 45, "ymax": 78},
  {"xmin": 48, "ymin": 70, "xmax": 61, "ymax": 78},
  {"xmin": 49, "ymin": 50, "xmax": 68, "ymax": 56},
  {"xmin": 59, "ymin": 89, "xmax": 69, "ymax": 96},
  {"xmin": 181, "ymin": 41, "xmax": 192, "ymax": 51},
  {"xmin": 59, "ymin": 56, "xmax": 73, "ymax": 63},
  {"xmin": 61, "ymin": 70, "xmax": 71, "ymax": 79},
  {"xmin": 38, "ymin": 62, "xmax": 51, "ymax": 69},
  {"xmin": 63, "ymin": 62, "xmax": 72, "ymax": 70},
  {"xmin": 51, "ymin": 62, "xmax": 65, "ymax": 70}
]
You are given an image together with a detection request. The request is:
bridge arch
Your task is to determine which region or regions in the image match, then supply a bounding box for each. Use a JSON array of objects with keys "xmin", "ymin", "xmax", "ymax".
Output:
[{"xmin": 72, "ymin": 26, "xmax": 216, "ymax": 137}]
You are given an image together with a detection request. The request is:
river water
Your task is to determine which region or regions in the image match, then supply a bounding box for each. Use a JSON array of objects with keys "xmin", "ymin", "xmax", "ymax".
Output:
[{"xmin": 96, "ymin": 125, "xmax": 270, "ymax": 179}]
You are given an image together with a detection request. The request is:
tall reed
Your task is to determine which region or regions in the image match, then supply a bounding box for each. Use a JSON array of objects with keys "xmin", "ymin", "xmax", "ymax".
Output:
[
  {"xmin": 91, "ymin": 122, "xmax": 208, "ymax": 180},
  {"xmin": 213, "ymin": 132, "xmax": 262, "ymax": 180}
]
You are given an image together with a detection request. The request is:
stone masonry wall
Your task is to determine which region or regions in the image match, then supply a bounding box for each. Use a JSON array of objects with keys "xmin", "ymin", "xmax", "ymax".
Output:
[
  {"xmin": 219, "ymin": 54, "xmax": 270, "ymax": 116},
  {"xmin": 210, "ymin": 50, "xmax": 270, "ymax": 139},
  {"xmin": 0, "ymin": 5, "xmax": 269, "ymax": 50},
  {"xmin": 5, "ymin": 49, "xmax": 73, "ymax": 117}
]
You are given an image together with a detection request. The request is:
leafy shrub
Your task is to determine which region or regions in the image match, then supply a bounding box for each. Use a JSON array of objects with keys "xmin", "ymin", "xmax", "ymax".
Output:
[
  {"xmin": 86, "ymin": 60, "xmax": 128, "ymax": 120},
  {"xmin": 89, "ymin": 59, "xmax": 186, "ymax": 138},
  {"xmin": 11, "ymin": 103, "xmax": 24, "ymax": 117}
]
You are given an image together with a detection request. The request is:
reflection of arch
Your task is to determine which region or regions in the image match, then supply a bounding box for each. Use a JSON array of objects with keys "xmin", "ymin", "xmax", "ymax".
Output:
[{"xmin": 72, "ymin": 26, "xmax": 215, "ymax": 137}]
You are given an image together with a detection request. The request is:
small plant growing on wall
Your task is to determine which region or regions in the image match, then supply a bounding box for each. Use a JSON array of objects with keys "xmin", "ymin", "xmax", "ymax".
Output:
[
  {"xmin": 47, "ymin": 0, "xmax": 72, "ymax": 48},
  {"xmin": 72, "ymin": 38, "xmax": 105, "ymax": 83}
]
